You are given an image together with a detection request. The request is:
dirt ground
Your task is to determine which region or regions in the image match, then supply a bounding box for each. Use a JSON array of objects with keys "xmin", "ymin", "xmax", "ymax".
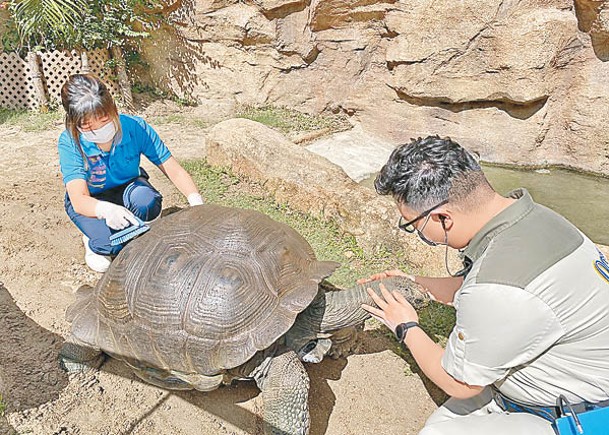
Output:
[{"xmin": 0, "ymin": 111, "xmax": 439, "ymax": 435}]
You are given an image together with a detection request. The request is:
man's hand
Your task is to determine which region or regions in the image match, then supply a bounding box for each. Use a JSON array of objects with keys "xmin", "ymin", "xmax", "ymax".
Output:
[
  {"xmin": 95, "ymin": 201, "xmax": 139, "ymax": 230},
  {"xmin": 357, "ymin": 269, "xmax": 414, "ymax": 285},
  {"xmin": 361, "ymin": 283, "xmax": 419, "ymax": 334}
]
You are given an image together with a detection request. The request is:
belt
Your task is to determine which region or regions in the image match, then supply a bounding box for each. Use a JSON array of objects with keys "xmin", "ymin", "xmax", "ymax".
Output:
[{"xmin": 492, "ymin": 388, "xmax": 609, "ymax": 423}]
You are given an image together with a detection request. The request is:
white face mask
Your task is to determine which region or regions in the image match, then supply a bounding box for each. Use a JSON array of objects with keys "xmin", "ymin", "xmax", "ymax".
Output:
[{"xmin": 79, "ymin": 121, "xmax": 117, "ymax": 144}]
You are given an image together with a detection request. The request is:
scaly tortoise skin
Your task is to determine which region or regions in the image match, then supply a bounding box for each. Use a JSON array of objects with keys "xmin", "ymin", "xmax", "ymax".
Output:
[{"xmin": 61, "ymin": 205, "xmax": 428, "ymax": 435}]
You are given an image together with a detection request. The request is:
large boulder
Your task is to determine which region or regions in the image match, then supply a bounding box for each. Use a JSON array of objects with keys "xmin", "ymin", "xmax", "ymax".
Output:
[{"xmin": 275, "ymin": 9, "xmax": 318, "ymax": 62}]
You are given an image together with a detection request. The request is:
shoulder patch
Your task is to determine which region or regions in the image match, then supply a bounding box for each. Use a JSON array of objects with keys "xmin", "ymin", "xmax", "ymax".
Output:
[{"xmin": 476, "ymin": 204, "xmax": 583, "ymax": 289}]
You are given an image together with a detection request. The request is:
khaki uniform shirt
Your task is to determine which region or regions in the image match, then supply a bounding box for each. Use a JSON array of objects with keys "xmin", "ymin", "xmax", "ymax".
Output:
[{"xmin": 442, "ymin": 189, "xmax": 609, "ymax": 406}]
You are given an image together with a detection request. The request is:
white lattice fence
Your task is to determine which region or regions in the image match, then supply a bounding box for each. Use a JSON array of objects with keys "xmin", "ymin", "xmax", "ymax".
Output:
[
  {"xmin": 0, "ymin": 52, "xmax": 37, "ymax": 110},
  {"xmin": 0, "ymin": 49, "xmax": 121, "ymax": 110}
]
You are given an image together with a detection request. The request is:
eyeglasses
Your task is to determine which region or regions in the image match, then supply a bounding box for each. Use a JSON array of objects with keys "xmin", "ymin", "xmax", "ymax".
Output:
[{"xmin": 397, "ymin": 199, "xmax": 449, "ymax": 233}]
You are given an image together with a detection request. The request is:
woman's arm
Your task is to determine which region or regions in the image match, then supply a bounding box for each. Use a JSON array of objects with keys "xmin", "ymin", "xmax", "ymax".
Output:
[
  {"xmin": 66, "ymin": 179, "xmax": 98, "ymax": 217},
  {"xmin": 157, "ymin": 157, "xmax": 203, "ymax": 205}
]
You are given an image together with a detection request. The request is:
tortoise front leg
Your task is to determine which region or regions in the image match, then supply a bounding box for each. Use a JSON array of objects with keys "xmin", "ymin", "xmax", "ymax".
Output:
[{"xmin": 253, "ymin": 349, "xmax": 310, "ymax": 435}]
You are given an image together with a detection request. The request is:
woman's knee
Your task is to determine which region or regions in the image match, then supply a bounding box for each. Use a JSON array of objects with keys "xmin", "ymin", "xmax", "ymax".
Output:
[{"xmin": 123, "ymin": 180, "xmax": 162, "ymax": 221}]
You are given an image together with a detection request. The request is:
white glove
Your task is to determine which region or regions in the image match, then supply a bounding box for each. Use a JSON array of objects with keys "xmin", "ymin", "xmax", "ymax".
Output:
[
  {"xmin": 95, "ymin": 201, "xmax": 139, "ymax": 230},
  {"xmin": 187, "ymin": 193, "xmax": 204, "ymax": 206}
]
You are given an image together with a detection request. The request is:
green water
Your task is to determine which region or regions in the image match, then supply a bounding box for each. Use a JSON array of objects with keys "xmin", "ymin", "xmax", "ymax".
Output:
[{"xmin": 361, "ymin": 165, "xmax": 609, "ymax": 245}]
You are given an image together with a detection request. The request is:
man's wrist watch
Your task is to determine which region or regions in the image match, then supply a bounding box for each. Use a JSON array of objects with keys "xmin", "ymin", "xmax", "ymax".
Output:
[{"xmin": 394, "ymin": 321, "xmax": 420, "ymax": 342}]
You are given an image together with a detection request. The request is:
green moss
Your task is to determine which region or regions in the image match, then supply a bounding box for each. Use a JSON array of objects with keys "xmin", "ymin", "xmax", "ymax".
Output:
[
  {"xmin": 180, "ymin": 161, "xmax": 236, "ymax": 204},
  {"xmin": 0, "ymin": 393, "xmax": 6, "ymax": 416},
  {"xmin": 147, "ymin": 114, "xmax": 208, "ymax": 129},
  {"xmin": 235, "ymin": 105, "xmax": 350, "ymax": 134},
  {"xmin": 419, "ymin": 303, "xmax": 456, "ymax": 347},
  {"xmin": 0, "ymin": 108, "xmax": 63, "ymax": 132}
]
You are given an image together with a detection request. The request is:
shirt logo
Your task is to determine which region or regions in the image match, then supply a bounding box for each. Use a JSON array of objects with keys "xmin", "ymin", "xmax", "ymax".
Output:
[
  {"xmin": 87, "ymin": 155, "xmax": 107, "ymax": 189},
  {"xmin": 594, "ymin": 249, "xmax": 609, "ymax": 284}
]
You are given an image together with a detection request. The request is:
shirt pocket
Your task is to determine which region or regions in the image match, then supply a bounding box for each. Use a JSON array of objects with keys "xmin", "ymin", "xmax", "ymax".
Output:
[{"xmin": 442, "ymin": 326, "xmax": 468, "ymax": 381}]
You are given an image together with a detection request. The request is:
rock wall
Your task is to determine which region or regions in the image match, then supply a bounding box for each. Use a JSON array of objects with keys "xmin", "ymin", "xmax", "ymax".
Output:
[{"xmin": 140, "ymin": 0, "xmax": 609, "ymax": 174}]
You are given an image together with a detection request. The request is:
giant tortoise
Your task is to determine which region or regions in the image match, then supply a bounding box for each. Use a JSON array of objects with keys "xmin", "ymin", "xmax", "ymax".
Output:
[{"xmin": 60, "ymin": 204, "xmax": 427, "ymax": 435}]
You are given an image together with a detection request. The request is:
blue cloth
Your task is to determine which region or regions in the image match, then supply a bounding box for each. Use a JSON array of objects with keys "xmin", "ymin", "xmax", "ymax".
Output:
[
  {"xmin": 58, "ymin": 114, "xmax": 172, "ymax": 195},
  {"xmin": 65, "ymin": 173, "xmax": 162, "ymax": 255},
  {"xmin": 555, "ymin": 406, "xmax": 609, "ymax": 434}
]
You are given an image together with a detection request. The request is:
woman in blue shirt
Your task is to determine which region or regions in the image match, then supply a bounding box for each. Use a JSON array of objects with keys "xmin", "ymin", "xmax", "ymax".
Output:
[{"xmin": 58, "ymin": 74, "xmax": 204, "ymax": 272}]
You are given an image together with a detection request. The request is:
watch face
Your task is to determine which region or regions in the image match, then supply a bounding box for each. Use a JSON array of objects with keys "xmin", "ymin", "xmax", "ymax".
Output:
[
  {"xmin": 396, "ymin": 323, "xmax": 407, "ymax": 342},
  {"xmin": 395, "ymin": 322, "xmax": 418, "ymax": 342}
]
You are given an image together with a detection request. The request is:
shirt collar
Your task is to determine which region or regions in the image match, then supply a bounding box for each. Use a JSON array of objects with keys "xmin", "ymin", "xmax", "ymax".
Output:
[
  {"xmin": 79, "ymin": 136, "xmax": 104, "ymax": 156},
  {"xmin": 463, "ymin": 188, "xmax": 535, "ymax": 262}
]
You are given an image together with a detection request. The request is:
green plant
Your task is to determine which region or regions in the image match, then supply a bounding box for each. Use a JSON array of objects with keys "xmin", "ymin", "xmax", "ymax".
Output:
[
  {"xmin": 2, "ymin": 0, "xmax": 173, "ymax": 54},
  {"xmin": 7, "ymin": 0, "xmax": 87, "ymax": 51},
  {"xmin": 419, "ymin": 303, "xmax": 456, "ymax": 346},
  {"xmin": 78, "ymin": 1, "xmax": 155, "ymax": 51},
  {"xmin": 132, "ymin": 81, "xmax": 198, "ymax": 109},
  {"xmin": 123, "ymin": 48, "xmax": 148, "ymax": 70},
  {"xmin": 132, "ymin": 82, "xmax": 161, "ymax": 95},
  {"xmin": 171, "ymin": 95, "xmax": 197, "ymax": 107}
]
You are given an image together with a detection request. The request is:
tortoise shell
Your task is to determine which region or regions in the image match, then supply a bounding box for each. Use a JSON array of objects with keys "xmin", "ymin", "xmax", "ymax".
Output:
[{"xmin": 69, "ymin": 205, "xmax": 339, "ymax": 375}]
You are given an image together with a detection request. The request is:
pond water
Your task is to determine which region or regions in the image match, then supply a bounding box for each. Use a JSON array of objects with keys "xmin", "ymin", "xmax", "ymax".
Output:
[{"xmin": 360, "ymin": 165, "xmax": 609, "ymax": 245}]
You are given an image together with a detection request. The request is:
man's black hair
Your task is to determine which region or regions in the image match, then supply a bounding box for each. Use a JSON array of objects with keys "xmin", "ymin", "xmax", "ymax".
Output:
[{"xmin": 375, "ymin": 135, "xmax": 489, "ymax": 211}]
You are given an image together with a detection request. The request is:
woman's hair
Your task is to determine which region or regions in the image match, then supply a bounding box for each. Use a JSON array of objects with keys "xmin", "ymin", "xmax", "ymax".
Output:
[
  {"xmin": 60, "ymin": 74, "xmax": 121, "ymax": 165},
  {"xmin": 375, "ymin": 135, "xmax": 494, "ymax": 212}
]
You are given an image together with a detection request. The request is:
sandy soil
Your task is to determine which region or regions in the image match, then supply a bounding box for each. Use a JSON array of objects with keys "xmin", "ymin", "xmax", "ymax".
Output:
[{"xmin": 0, "ymin": 113, "xmax": 440, "ymax": 435}]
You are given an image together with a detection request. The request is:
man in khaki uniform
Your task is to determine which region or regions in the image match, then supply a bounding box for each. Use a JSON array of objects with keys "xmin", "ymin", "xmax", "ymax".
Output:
[{"xmin": 361, "ymin": 135, "xmax": 609, "ymax": 434}]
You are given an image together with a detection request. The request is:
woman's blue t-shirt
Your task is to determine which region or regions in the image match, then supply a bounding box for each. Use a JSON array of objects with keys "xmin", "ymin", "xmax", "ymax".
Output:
[{"xmin": 57, "ymin": 114, "xmax": 171, "ymax": 195}]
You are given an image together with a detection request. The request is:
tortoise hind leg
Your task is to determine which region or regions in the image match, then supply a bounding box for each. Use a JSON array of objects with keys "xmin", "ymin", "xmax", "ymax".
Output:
[
  {"xmin": 59, "ymin": 336, "xmax": 105, "ymax": 373},
  {"xmin": 253, "ymin": 349, "xmax": 310, "ymax": 435}
]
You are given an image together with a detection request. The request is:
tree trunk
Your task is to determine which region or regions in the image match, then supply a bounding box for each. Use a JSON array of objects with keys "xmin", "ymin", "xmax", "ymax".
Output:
[
  {"xmin": 110, "ymin": 46, "xmax": 134, "ymax": 113},
  {"xmin": 27, "ymin": 51, "xmax": 48, "ymax": 113},
  {"xmin": 80, "ymin": 51, "xmax": 90, "ymax": 74}
]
